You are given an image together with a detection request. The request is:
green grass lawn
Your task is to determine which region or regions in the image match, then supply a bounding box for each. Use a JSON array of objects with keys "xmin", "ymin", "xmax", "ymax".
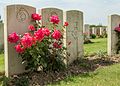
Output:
[
  {"xmin": 84, "ymin": 38, "xmax": 107, "ymax": 56},
  {"xmin": 0, "ymin": 54, "xmax": 4, "ymax": 72},
  {"xmin": 48, "ymin": 63, "xmax": 120, "ymax": 86}
]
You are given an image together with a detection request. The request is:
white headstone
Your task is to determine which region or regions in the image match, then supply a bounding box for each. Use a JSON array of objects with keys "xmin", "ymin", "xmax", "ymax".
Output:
[
  {"xmin": 66, "ymin": 10, "xmax": 83, "ymax": 64},
  {"xmin": 92, "ymin": 27, "xmax": 96, "ymax": 35},
  {"xmin": 100, "ymin": 27, "xmax": 106, "ymax": 36},
  {"xmin": 96, "ymin": 27, "xmax": 100, "ymax": 36},
  {"xmin": 108, "ymin": 14, "xmax": 120, "ymax": 55},
  {"xmin": 4, "ymin": 5, "xmax": 36, "ymax": 76},
  {"xmin": 100, "ymin": 27, "xmax": 103, "ymax": 35},
  {"xmin": 40, "ymin": 8, "xmax": 63, "ymax": 29},
  {"xmin": 84, "ymin": 24, "xmax": 90, "ymax": 39}
]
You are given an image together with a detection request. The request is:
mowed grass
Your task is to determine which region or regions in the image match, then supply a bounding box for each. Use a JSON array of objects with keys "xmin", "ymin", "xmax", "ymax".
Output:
[
  {"xmin": 84, "ymin": 38, "xmax": 107, "ymax": 56},
  {"xmin": 0, "ymin": 54, "xmax": 4, "ymax": 72},
  {"xmin": 48, "ymin": 63, "xmax": 120, "ymax": 86}
]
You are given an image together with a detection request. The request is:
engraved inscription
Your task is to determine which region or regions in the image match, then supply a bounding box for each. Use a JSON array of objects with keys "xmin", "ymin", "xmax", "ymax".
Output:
[
  {"xmin": 69, "ymin": 22, "xmax": 78, "ymax": 40},
  {"xmin": 71, "ymin": 30, "xmax": 77, "ymax": 40},
  {"xmin": 16, "ymin": 7, "xmax": 29, "ymax": 22},
  {"xmin": 74, "ymin": 22, "xmax": 79, "ymax": 30}
]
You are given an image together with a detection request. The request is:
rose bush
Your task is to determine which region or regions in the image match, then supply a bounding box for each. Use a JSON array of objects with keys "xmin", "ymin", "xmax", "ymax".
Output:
[{"xmin": 8, "ymin": 13, "xmax": 68, "ymax": 72}]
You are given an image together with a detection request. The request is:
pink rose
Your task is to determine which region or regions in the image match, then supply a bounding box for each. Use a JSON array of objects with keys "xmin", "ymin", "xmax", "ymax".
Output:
[
  {"xmin": 15, "ymin": 44, "xmax": 24, "ymax": 53},
  {"xmin": 32, "ymin": 13, "xmax": 42, "ymax": 21},
  {"xmin": 42, "ymin": 28, "xmax": 50, "ymax": 36},
  {"xmin": 115, "ymin": 24, "xmax": 120, "ymax": 32},
  {"xmin": 64, "ymin": 22, "xmax": 69, "ymax": 26},
  {"xmin": 52, "ymin": 30, "xmax": 61, "ymax": 40},
  {"xmin": 21, "ymin": 33, "xmax": 33, "ymax": 48},
  {"xmin": 34, "ymin": 29, "xmax": 45, "ymax": 42},
  {"xmin": 8, "ymin": 32, "xmax": 19, "ymax": 43},
  {"xmin": 50, "ymin": 15, "xmax": 60, "ymax": 24},
  {"xmin": 28, "ymin": 25, "xmax": 35, "ymax": 31}
]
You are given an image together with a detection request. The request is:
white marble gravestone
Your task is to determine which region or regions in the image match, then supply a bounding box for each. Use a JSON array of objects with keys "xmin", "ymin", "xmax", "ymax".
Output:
[
  {"xmin": 96, "ymin": 27, "xmax": 100, "ymax": 36},
  {"xmin": 100, "ymin": 27, "xmax": 103, "ymax": 35},
  {"xmin": 4, "ymin": 5, "xmax": 36, "ymax": 76},
  {"xmin": 40, "ymin": 8, "xmax": 63, "ymax": 29},
  {"xmin": 108, "ymin": 14, "xmax": 120, "ymax": 55},
  {"xmin": 92, "ymin": 27, "xmax": 97, "ymax": 35},
  {"xmin": 84, "ymin": 24, "xmax": 90, "ymax": 39},
  {"xmin": 66, "ymin": 10, "xmax": 83, "ymax": 64},
  {"xmin": 100, "ymin": 27, "xmax": 106, "ymax": 36}
]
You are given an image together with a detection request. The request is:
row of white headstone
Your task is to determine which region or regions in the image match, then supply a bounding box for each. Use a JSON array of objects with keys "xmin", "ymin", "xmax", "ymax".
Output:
[
  {"xmin": 83, "ymin": 24, "xmax": 107, "ymax": 39},
  {"xmin": 2, "ymin": 4, "xmax": 120, "ymax": 76}
]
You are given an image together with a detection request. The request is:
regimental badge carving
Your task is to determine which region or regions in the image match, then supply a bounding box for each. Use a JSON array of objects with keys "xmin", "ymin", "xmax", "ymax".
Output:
[{"xmin": 16, "ymin": 7, "xmax": 29, "ymax": 23}]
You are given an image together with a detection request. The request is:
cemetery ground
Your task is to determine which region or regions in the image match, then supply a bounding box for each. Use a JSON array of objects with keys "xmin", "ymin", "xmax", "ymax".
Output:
[{"xmin": 1, "ymin": 38, "xmax": 120, "ymax": 86}]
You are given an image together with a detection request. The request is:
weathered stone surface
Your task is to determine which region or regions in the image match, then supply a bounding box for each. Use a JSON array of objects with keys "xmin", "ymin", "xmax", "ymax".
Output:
[
  {"xmin": 96, "ymin": 27, "xmax": 100, "ymax": 36},
  {"xmin": 84, "ymin": 24, "xmax": 90, "ymax": 39},
  {"xmin": 108, "ymin": 14, "xmax": 120, "ymax": 55},
  {"xmin": 4, "ymin": 5, "xmax": 36, "ymax": 76},
  {"xmin": 100, "ymin": 27, "xmax": 107, "ymax": 35},
  {"xmin": 40, "ymin": 8, "xmax": 63, "ymax": 29},
  {"xmin": 100, "ymin": 27, "xmax": 103, "ymax": 35},
  {"xmin": 66, "ymin": 10, "xmax": 83, "ymax": 64},
  {"xmin": 92, "ymin": 27, "xmax": 97, "ymax": 35}
]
